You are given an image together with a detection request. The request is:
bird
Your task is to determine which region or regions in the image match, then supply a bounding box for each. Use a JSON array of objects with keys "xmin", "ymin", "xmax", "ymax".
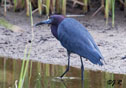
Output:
[{"xmin": 35, "ymin": 15, "xmax": 105, "ymax": 80}]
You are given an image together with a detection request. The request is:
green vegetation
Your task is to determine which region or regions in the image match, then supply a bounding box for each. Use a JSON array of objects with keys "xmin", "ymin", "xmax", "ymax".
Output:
[
  {"xmin": 18, "ymin": 1, "xmax": 34, "ymax": 88},
  {"xmin": 1, "ymin": 0, "xmax": 126, "ymax": 26},
  {"xmin": 0, "ymin": 18, "xmax": 23, "ymax": 32},
  {"xmin": 0, "ymin": 1, "xmax": 126, "ymax": 88},
  {"xmin": 0, "ymin": 18, "xmax": 13, "ymax": 29}
]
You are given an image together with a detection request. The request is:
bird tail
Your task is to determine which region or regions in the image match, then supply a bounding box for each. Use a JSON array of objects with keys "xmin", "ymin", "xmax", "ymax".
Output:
[
  {"xmin": 97, "ymin": 60, "xmax": 103, "ymax": 66},
  {"xmin": 97, "ymin": 58, "xmax": 107, "ymax": 66}
]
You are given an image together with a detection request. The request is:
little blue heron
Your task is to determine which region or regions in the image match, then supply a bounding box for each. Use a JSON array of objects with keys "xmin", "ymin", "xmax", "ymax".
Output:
[{"xmin": 35, "ymin": 15, "xmax": 105, "ymax": 80}]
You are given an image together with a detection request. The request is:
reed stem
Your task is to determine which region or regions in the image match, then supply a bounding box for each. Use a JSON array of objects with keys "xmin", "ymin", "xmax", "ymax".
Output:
[
  {"xmin": 4, "ymin": 0, "xmax": 6, "ymax": 16},
  {"xmin": 38, "ymin": 0, "xmax": 42, "ymax": 15},
  {"xmin": 46, "ymin": 0, "xmax": 50, "ymax": 16},
  {"xmin": 83, "ymin": 0, "xmax": 88, "ymax": 13},
  {"xmin": 112, "ymin": 0, "xmax": 115, "ymax": 27},
  {"xmin": 62, "ymin": 0, "xmax": 66, "ymax": 15},
  {"xmin": 13, "ymin": 0, "xmax": 17, "ymax": 11},
  {"xmin": 105, "ymin": 0, "xmax": 109, "ymax": 24},
  {"xmin": 26, "ymin": 0, "xmax": 30, "ymax": 16}
]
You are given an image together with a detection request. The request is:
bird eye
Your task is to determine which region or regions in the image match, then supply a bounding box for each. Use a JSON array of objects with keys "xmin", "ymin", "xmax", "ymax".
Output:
[{"xmin": 49, "ymin": 17, "xmax": 51, "ymax": 19}]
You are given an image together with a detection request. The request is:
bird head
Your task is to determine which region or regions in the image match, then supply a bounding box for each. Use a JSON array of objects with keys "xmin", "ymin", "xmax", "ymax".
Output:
[{"xmin": 35, "ymin": 15, "xmax": 65, "ymax": 26}]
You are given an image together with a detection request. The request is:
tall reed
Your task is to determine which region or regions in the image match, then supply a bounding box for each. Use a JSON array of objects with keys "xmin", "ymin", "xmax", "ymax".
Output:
[
  {"xmin": 1, "ymin": 0, "xmax": 123, "ymax": 25},
  {"xmin": 18, "ymin": 0, "xmax": 34, "ymax": 87},
  {"xmin": 4, "ymin": 0, "xmax": 6, "ymax": 16},
  {"xmin": 83, "ymin": 0, "xmax": 88, "ymax": 13},
  {"xmin": 105, "ymin": 0, "xmax": 110, "ymax": 24},
  {"xmin": 62, "ymin": 0, "xmax": 66, "ymax": 15},
  {"xmin": 38, "ymin": 0, "xmax": 42, "ymax": 15},
  {"xmin": 18, "ymin": 44, "xmax": 29, "ymax": 88},
  {"xmin": 46, "ymin": 0, "xmax": 50, "ymax": 16},
  {"xmin": 105, "ymin": 0, "xmax": 115, "ymax": 26},
  {"xmin": 56, "ymin": 0, "xmax": 60, "ymax": 14},
  {"xmin": 13, "ymin": 0, "xmax": 17, "ymax": 11},
  {"xmin": 52, "ymin": 0, "xmax": 56, "ymax": 14},
  {"xmin": 26, "ymin": 0, "xmax": 30, "ymax": 16},
  {"xmin": 112, "ymin": 0, "xmax": 115, "ymax": 27}
]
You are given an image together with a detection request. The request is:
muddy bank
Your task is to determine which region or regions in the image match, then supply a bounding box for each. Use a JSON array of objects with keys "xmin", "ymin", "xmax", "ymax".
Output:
[{"xmin": 0, "ymin": 8, "xmax": 126, "ymax": 74}]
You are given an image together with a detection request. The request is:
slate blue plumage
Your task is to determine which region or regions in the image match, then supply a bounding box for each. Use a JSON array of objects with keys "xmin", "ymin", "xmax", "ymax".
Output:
[
  {"xmin": 35, "ymin": 15, "xmax": 104, "ymax": 80},
  {"xmin": 58, "ymin": 18, "xmax": 103, "ymax": 65}
]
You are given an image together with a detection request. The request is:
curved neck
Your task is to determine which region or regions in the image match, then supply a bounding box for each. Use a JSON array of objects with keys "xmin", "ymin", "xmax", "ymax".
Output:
[
  {"xmin": 51, "ymin": 18, "xmax": 64, "ymax": 40},
  {"xmin": 51, "ymin": 25, "xmax": 59, "ymax": 40}
]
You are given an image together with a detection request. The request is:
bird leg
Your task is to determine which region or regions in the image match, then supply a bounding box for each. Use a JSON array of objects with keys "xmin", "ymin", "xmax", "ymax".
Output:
[
  {"xmin": 80, "ymin": 57, "xmax": 84, "ymax": 81},
  {"xmin": 60, "ymin": 52, "xmax": 70, "ymax": 78}
]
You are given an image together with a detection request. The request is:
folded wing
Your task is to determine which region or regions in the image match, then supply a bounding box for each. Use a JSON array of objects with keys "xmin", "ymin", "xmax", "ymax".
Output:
[{"xmin": 58, "ymin": 18, "xmax": 103, "ymax": 65}]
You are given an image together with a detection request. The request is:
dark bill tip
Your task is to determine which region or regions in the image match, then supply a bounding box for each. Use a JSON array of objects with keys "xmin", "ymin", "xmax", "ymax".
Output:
[
  {"xmin": 34, "ymin": 22, "xmax": 43, "ymax": 27},
  {"xmin": 34, "ymin": 18, "xmax": 53, "ymax": 27}
]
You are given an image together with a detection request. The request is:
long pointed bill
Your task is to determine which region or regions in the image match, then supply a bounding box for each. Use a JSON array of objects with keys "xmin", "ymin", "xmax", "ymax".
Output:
[{"xmin": 34, "ymin": 18, "xmax": 53, "ymax": 26}]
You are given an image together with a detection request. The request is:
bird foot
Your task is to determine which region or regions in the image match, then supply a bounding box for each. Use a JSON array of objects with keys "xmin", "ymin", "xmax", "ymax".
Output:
[{"xmin": 60, "ymin": 75, "xmax": 63, "ymax": 78}]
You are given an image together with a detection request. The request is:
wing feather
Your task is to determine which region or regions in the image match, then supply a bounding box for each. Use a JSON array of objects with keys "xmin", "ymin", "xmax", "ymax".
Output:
[{"xmin": 58, "ymin": 18, "xmax": 103, "ymax": 65}]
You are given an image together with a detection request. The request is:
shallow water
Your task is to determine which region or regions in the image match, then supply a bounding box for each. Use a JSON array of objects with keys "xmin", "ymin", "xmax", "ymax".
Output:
[{"xmin": 0, "ymin": 57, "xmax": 126, "ymax": 88}]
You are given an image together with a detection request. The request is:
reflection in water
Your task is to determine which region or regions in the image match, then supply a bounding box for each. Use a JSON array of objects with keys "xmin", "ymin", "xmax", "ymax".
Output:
[{"xmin": 0, "ymin": 57, "xmax": 126, "ymax": 88}]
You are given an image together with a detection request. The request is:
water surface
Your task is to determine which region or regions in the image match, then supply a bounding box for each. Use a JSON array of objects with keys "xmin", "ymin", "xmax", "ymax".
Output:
[{"xmin": 0, "ymin": 57, "xmax": 126, "ymax": 88}]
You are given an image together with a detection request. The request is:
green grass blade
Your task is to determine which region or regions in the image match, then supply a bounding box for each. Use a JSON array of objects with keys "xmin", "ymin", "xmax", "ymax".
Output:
[
  {"xmin": 19, "ymin": 0, "xmax": 34, "ymax": 87},
  {"xmin": 0, "ymin": 18, "xmax": 24, "ymax": 32},
  {"xmin": 21, "ymin": 47, "xmax": 31, "ymax": 87},
  {"xmin": 24, "ymin": 70, "xmax": 29, "ymax": 88},
  {"xmin": 18, "ymin": 45, "xmax": 28, "ymax": 88},
  {"xmin": 30, "ymin": 1, "xmax": 33, "ymax": 26}
]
